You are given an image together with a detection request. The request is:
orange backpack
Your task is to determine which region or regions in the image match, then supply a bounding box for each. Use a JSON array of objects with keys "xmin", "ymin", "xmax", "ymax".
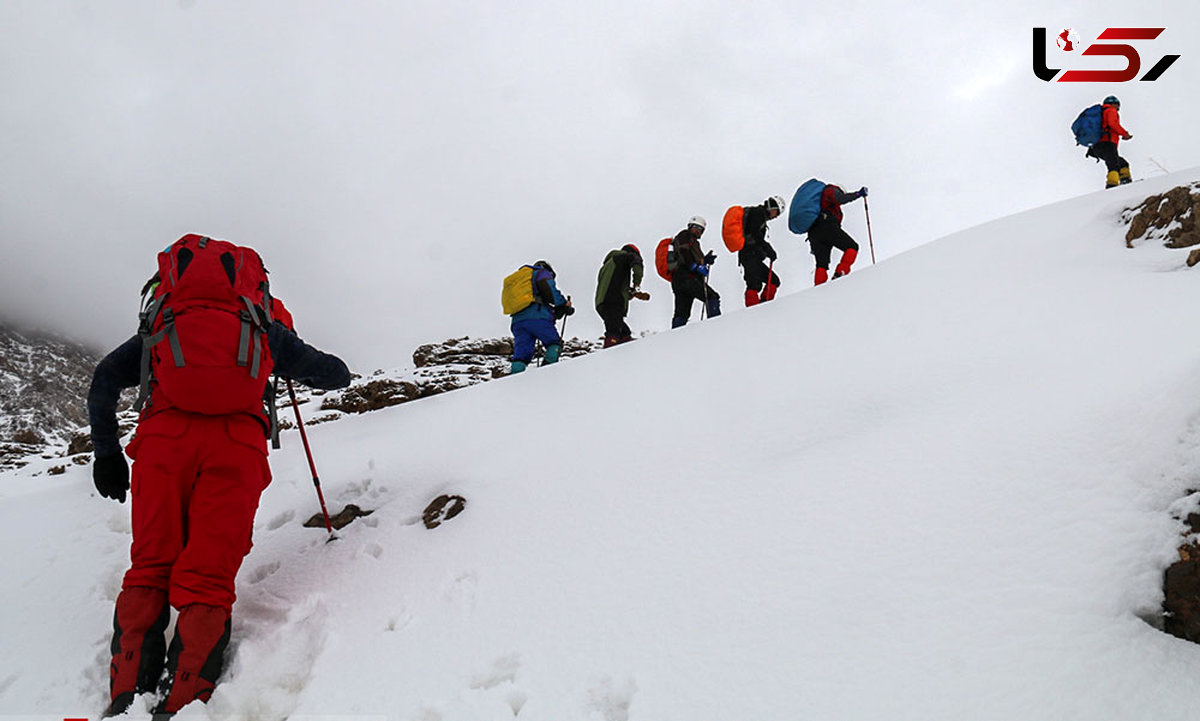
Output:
[
  {"xmin": 654, "ymin": 237, "xmax": 676, "ymax": 282},
  {"xmin": 721, "ymin": 206, "xmax": 745, "ymax": 252}
]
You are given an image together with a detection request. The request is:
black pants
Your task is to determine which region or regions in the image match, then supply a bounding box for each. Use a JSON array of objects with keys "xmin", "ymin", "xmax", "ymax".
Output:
[
  {"xmin": 740, "ymin": 256, "xmax": 781, "ymax": 292},
  {"xmin": 596, "ymin": 302, "xmax": 631, "ymax": 342},
  {"xmin": 808, "ymin": 217, "xmax": 859, "ymax": 270},
  {"xmin": 1089, "ymin": 141, "xmax": 1129, "ymax": 173},
  {"xmin": 671, "ymin": 273, "xmax": 719, "ymax": 323}
]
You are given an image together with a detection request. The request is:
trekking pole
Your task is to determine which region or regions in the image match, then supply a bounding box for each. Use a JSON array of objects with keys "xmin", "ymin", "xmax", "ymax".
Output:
[
  {"xmin": 864, "ymin": 198, "xmax": 876, "ymax": 265},
  {"xmin": 286, "ymin": 378, "xmax": 335, "ymax": 538},
  {"xmin": 766, "ymin": 259, "xmax": 775, "ymax": 301},
  {"xmin": 701, "ymin": 275, "xmax": 710, "ymax": 320}
]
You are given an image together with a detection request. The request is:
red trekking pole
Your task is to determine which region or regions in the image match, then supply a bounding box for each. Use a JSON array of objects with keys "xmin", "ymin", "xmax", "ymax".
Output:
[
  {"xmin": 864, "ymin": 197, "xmax": 876, "ymax": 265},
  {"xmin": 286, "ymin": 378, "xmax": 335, "ymax": 537}
]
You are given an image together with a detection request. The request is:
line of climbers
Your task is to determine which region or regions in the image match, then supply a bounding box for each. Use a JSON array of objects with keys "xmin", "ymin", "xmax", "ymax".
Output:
[{"xmin": 500, "ymin": 178, "xmax": 868, "ymax": 374}]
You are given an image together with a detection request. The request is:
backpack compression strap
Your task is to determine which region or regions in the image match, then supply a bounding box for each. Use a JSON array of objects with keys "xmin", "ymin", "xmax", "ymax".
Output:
[
  {"xmin": 133, "ymin": 294, "xmax": 185, "ymax": 412},
  {"xmin": 237, "ymin": 296, "xmax": 271, "ymax": 378}
]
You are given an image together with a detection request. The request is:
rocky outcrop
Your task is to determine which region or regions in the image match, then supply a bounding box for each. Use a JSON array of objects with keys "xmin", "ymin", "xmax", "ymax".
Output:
[
  {"xmin": 1123, "ymin": 183, "xmax": 1200, "ymax": 252},
  {"xmin": 316, "ymin": 336, "xmax": 599, "ymax": 417},
  {"xmin": 1165, "ymin": 494, "xmax": 1200, "ymax": 643},
  {"xmin": 0, "ymin": 323, "xmax": 106, "ymax": 471}
]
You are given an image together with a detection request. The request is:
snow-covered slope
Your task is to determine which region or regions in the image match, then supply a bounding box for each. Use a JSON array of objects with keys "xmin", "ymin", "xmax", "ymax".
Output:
[{"xmin": 6, "ymin": 172, "xmax": 1200, "ymax": 720}]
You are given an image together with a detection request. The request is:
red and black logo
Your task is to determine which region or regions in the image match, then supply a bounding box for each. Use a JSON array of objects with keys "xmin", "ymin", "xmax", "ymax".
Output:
[{"xmin": 1033, "ymin": 27, "xmax": 1180, "ymax": 82}]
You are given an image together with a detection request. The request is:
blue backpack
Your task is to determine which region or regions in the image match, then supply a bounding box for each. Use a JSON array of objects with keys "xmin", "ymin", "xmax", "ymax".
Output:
[
  {"xmin": 1071, "ymin": 104, "xmax": 1103, "ymax": 147},
  {"xmin": 788, "ymin": 179, "xmax": 827, "ymax": 235}
]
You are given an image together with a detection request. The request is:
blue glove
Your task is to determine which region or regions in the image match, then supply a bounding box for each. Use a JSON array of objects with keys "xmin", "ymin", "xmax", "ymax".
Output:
[
  {"xmin": 692, "ymin": 263, "xmax": 709, "ymax": 277},
  {"xmin": 858, "ymin": 186, "xmax": 868, "ymax": 198}
]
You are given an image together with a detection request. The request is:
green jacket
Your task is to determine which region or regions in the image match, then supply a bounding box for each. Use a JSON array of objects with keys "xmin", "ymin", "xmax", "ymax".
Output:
[{"xmin": 595, "ymin": 248, "xmax": 644, "ymax": 313}]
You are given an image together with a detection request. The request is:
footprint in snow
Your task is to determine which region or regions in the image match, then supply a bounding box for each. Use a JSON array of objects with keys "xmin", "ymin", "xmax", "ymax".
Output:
[
  {"xmin": 587, "ymin": 675, "xmax": 638, "ymax": 721},
  {"xmin": 265, "ymin": 509, "xmax": 295, "ymax": 531}
]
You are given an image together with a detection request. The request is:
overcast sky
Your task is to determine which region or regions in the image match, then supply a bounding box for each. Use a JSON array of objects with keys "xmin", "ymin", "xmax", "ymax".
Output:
[{"xmin": 2, "ymin": 1, "xmax": 1198, "ymax": 370}]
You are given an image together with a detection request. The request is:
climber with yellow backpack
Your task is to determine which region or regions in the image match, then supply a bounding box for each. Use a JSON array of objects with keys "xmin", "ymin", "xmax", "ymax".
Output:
[{"xmin": 501, "ymin": 260, "xmax": 573, "ymax": 374}]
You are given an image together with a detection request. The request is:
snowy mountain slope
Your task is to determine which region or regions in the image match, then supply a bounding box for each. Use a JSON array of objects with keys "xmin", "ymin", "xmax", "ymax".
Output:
[
  {"xmin": 0, "ymin": 323, "xmax": 100, "ymax": 468},
  {"xmin": 6, "ymin": 172, "xmax": 1200, "ymax": 720}
]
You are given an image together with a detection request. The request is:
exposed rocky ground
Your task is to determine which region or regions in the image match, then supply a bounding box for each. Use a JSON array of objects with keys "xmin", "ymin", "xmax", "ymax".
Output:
[
  {"xmin": 1122, "ymin": 185, "xmax": 1200, "ymax": 646},
  {"xmin": 1165, "ymin": 492, "xmax": 1200, "ymax": 643},
  {"xmin": 1122, "ymin": 182, "xmax": 1200, "ymax": 258},
  {"xmin": 0, "ymin": 324, "xmax": 104, "ymax": 472},
  {"xmin": 0, "ymin": 329, "xmax": 600, "ymax": 472}
]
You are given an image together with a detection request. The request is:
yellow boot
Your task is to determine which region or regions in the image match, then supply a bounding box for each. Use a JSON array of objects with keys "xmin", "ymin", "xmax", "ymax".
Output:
[
  {"xmin": 1119, "ymin": 167, "xmax": 1132, "ymax": 185},
  {"xmin": 1105, "ymin": 170, "xmax": 1120, "ymax": 189}
]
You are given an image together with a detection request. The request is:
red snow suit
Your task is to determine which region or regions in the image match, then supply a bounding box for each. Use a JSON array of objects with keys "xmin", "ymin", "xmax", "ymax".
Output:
[{"xmin": 122, "ymin": 409, "xmax": 270, "ymax": 611}]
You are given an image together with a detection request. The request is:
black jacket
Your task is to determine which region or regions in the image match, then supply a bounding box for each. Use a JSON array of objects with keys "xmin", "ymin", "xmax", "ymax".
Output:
[
  {"xmin": 672, "ymin": 229, "xmax": 707, "ymax": 274},
  {"xmin": 738, "ymin": 204, "xmax": 777, "ymax": 265},
  {"xmin": 88, "ymin": 320, "xmax": 351, "ymax": 458}
]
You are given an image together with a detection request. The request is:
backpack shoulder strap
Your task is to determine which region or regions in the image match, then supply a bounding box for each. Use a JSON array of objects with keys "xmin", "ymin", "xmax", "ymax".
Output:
[{"xmin": 133, "ymin": 292, "xmax": 185, "ymax": 412}]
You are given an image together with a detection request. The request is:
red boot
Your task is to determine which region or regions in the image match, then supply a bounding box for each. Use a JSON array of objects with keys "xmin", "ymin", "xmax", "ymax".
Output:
[
  {"xmin": 744, "ymin": 288, "xmax": 761, "ymax": 307},
  {"xmin": 834, "ymin": 248, "xmax": 858, "ymax": 278},
  {"xmin": 105, "ymin": 587, "xmax": 169, "ymax": 717},
  {"xmin": 814, "ymin": 267, "xmax": 829, "ymax": 286},
  {"xmin": 762, "ymin": 280, "xmax": 779, "ymax": 302},
  {"xmin": 154, "ymin": 604, "xmax": 231, "ymax": 714}
]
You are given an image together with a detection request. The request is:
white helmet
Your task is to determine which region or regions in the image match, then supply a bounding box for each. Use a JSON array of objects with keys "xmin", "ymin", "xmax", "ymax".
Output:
[
  {"xmin": 687, "ymin": 215, "xmax": 707, "ymax": 231},
  {"xmin": 766, "ymin": 195, "xmax": 785, "ymax": 213}
]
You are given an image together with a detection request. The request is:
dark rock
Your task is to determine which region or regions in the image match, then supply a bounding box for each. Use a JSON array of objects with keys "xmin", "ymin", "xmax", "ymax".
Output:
[
  {"xmin": 423, "ymin": 494, "xmax": 467, "ymax": 529},
  {"xmin": 1165, "ymin": 558, "xmax": 1200, "ymax": 642},
  {"xmin": 1125, "ymin": 184, "xmax": 1200, "ymax": 250},
  {"xmin": 304, "ymin": 503, "xmax": 373, "ymax": 530},
  {"xmin": 321, "ymin": 379, "xmax": 420, "ymax": 414},
  {"xmin": 67, "ymin": 432, "xmax": 92, "ymax": 456},
  {"xmin": 11, "ymin": 428, "xmax": 43, "ymax": 445}
]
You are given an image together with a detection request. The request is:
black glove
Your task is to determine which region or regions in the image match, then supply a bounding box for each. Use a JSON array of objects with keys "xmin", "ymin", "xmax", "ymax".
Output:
[
  {"xmin": 554, "ymin": 304, "xmax": 575, "ymax": 319},
  {"xmin": 704, "ymin": 251, "xmax": 717, "ymax": 265},
  {"xmin": 93, "ymin": 453, "xmax": 129, "ymax": 503},
  {"xmin": 858, "ymin": 186, "xmax": 868, "ymax": 198},
  {"xmin": 764, "ymin": 244, "xmax": 778, "ymax": 262}
]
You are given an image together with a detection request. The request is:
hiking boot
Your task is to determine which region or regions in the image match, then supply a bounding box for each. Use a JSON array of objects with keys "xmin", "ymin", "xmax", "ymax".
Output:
[
  {"xmin": 834, "ymin": 248, "xmax": 858, "ymax": 278},
  {"xmin": 744, "ymin": 289, "xmax": 761, "ymax": 307},
  {"xmin": 154, "ymin": 604, "xmax": 231, "ymax": 715},
  {"xmin": 107, "ymin": 587, "xmax": 170, "ymax": 717}
]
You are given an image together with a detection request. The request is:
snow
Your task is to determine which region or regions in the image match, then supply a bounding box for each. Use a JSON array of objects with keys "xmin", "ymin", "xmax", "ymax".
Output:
[{"xmin": 6, "ymin": 172, "xmax": 1200, "ymax": 720}]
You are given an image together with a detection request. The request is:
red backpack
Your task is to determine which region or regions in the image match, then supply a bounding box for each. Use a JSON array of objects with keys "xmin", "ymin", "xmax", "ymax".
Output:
[
  {"xmin": 654, "ymin": 237, "xmax": 677, "ymax": 282},
  {"xmin": 134, "ymin": 235, "xmax": 275, "ymax": 420}
]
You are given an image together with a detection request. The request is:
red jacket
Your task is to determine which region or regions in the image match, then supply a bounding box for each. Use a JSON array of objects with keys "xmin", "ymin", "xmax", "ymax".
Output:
[
  {"xmin": 820, "ymin": 185, "xmax": 864, "ymax": 225},
  {"xmin": 1101, "ymin": 104, "xmax": 1129, "ymax": 146}
]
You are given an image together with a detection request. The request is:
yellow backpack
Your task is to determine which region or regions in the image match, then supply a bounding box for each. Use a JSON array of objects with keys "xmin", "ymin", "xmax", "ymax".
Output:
[{"xmin": 500, "ymin": 266, "xmax": 537, "ymax": 315}]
